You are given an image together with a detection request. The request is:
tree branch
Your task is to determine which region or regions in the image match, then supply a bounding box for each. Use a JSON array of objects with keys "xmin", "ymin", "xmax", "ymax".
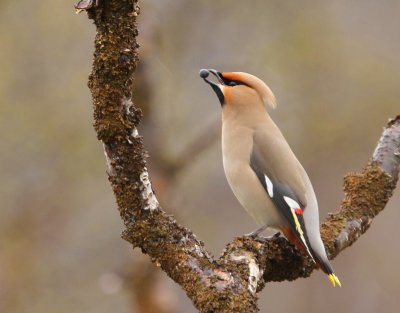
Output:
[{"xmin": 79, "ymin": 1, "xmax": 400, "ymax": 311}]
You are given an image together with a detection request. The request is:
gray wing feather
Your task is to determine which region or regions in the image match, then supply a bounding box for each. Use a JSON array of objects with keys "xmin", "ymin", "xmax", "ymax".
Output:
[{"xmin": 251, "ymin": 129, "xmax": 308, "ymax": 208}]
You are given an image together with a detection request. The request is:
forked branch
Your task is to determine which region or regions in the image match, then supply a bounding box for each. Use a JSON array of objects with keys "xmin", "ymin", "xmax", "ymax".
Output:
[{"xmin": 78, "ymin": 1, "xmax": 400, "ymax": 312}]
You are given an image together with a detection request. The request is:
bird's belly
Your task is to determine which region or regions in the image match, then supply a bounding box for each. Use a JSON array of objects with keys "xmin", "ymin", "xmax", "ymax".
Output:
[{"xmin": 224, "ymin": 162, "xmax": 283, "ymax": 228}]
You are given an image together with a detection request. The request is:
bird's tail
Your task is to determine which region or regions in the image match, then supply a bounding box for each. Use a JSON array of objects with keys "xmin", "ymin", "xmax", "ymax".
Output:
[
  {"xmin": 328, "ymin": 273, "xmax": 341, "ymax": 287},
  {"xmin": 281, "ymin": 226, "xmax": 341, "ymax": 287},
  {"xmin": 316, "ymin": 257, "xmax": 341, "ymax": 287}
]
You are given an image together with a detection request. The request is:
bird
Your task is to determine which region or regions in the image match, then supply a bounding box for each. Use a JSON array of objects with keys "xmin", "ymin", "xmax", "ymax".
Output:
[{"xmin": 199, "ymin": 68, "xmax": 341, "ymax": 287}]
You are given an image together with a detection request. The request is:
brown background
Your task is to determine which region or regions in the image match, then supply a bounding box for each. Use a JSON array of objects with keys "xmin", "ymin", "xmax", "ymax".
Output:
[{"xmin": 1, "ymin": 1, "xmax": 400, "ymax": 312}]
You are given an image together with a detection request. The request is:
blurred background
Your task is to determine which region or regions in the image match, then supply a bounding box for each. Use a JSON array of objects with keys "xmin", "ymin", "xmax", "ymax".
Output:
[{"xmin": 1, "ymin": 0, "xmax": 400, "ymax": 312}]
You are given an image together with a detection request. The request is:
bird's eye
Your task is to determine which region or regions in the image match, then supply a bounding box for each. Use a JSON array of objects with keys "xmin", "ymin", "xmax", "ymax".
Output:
[{"xmin": 228, "ymin": 81, "xmax": 238, "ymax": 87}]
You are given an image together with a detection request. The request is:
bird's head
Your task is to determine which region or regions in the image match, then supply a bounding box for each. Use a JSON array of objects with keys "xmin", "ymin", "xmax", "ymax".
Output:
[{"xmin": 199, "ymin": 69, "xmax": 276, "ymax": 110}]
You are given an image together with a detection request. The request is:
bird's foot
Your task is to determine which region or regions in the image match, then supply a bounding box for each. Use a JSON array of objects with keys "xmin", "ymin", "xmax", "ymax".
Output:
[
  {"xmin": 245, "ymin": 225, "xmax": 268, "ymax": 237},
  {"xmin": 272, "ymin": 231, "xmax": 281, "ymax": 238}
]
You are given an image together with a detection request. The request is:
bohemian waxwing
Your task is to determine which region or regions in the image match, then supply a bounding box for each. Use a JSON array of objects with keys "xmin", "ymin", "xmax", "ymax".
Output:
[{"xmin": 199, "ymin": 69, "xmax": 341, "ymax": 287}]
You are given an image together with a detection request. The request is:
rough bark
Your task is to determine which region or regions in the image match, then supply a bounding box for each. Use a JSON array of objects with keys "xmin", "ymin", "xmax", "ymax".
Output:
[{"xmin": 77, "ymin": 1, "xmax": 400, "ymax": 312}]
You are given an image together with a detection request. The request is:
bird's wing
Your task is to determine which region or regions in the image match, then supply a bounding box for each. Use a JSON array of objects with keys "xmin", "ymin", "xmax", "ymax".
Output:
[
  {"xmin": 251, "ymin": 129, "xmax": 308, "ymax": 206},
  {"xmin": 250, "ymin": 130, "xmax": 314, "ymax": 259}
]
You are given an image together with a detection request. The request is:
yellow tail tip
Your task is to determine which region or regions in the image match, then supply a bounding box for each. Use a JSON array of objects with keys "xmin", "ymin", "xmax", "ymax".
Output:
[{"xmin": 328, "ymin": 274, "xmax": 342, "ymax": 287}]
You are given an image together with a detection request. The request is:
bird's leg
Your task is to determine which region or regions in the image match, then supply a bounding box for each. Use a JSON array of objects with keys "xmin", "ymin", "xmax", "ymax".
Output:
[
  {"xmin": 245, "ymin": 224, "xmax": 268, "ymax": 237},
  {"xmin": 245, "ymin": 227, "xmax": 281, "ymax": 239},
  {"xmin": 273, "ymin": 231, "xmax": 281, "ymax": 238}
]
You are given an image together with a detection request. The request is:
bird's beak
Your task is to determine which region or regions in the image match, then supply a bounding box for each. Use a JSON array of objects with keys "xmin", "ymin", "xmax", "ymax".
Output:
[{"xmin": 200, "ymin": 68, "xmax": 225, "ymax": 105}]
